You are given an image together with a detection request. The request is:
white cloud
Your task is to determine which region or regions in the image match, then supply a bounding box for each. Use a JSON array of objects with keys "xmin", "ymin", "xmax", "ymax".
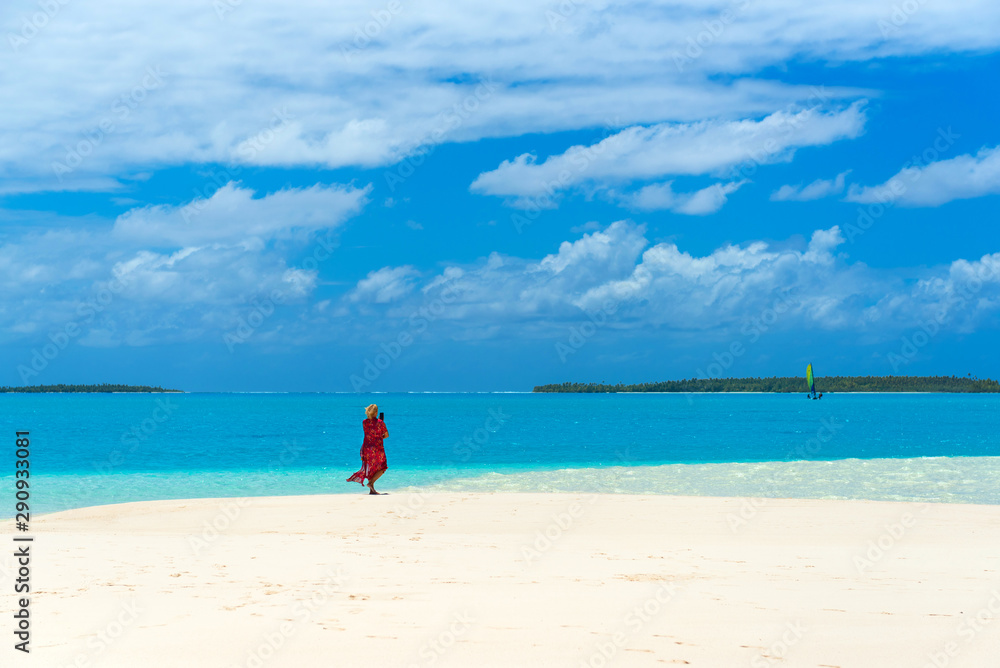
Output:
[
  {"xmin": 0, "ymin": 225, "xmax": 333, "ymax": 348},
  {"xmin": 7, "ymin": 1, "xmax": 1000, "ymax": 191},
  {"xmin": 355, "ymin": 222, "xmax": 650, "ymax": 324},
  {"xmin": 349, "ymin": 266, "xmax": 421, "ymax": 304},
  {"xmin": 113, "ymin": 182, "xmax": 370, "ymax": 246},
  {"xmin": 0, "ymin": 180, "xmax": 367, "ymax": 347},
  {"xmin": 6, "ymin": 212, "xmax": 1000, "ymax": 350},
  {"xmin": 533, "ymin": 221, "xmax": 647, "ymax": 279},
  {"xmin": 771, "ymin": 170, "xmax": 850, "ymax": 201},
  {"xmin": 568, "ymin": 226, "xmax": 869, "ymax": 330},
  {"xmin": 622, "ymin": 180, "xmax": 747, "ymax": 214},
  {"xmin": 846, "ymin": 146, "xmax": 1000, "ymax": 207},
  {"xmin": 863, "ymin": 252, "xmax": 1000, "ymax": 336},
  {"xmin": 336, "ymin": 222, "xmax": 1000, "ymax": 342},
  {"xmin": 108, "ymin": 246, "xmax": 317, "ymax": 306},
  {"xmin": 470, "ymin": 103, "xmax": 866, "ymax": 201}
]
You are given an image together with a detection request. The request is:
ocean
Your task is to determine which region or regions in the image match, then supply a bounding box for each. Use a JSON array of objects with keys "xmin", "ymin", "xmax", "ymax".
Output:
[{"xmin": 2, "ymin": 392, "xmax": 998, "ymax": 516}]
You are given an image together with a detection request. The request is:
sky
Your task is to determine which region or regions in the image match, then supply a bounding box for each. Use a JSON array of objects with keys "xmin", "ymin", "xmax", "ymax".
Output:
[{"xmin": 1, "ymin": 0, "xmax": 999, "ymax": 391}]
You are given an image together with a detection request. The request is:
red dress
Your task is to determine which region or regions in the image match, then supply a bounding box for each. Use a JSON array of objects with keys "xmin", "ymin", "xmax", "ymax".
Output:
[{"xmin": 346, "ymin": 418, "xmax": 388, "ymax": 485}]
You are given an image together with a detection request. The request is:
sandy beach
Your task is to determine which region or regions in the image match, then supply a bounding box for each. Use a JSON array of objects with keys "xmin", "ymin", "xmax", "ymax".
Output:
[{"xmin": 4, "ymin": 492, "xmax": 1000, "ymax": 667}]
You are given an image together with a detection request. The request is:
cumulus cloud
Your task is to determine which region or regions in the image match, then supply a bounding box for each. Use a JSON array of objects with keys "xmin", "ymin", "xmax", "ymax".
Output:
[
  {"xmin": 336, "ymin": 221, "xmax": 1000, "ymax": 344},
  {"xmin": 622, "ymin": 180, "xmax": 747, "ymax": 214},
  {"xmin": 470, "ymin": 103, "xmax": 866, "ymax": 202},
  {"xmin": 0, "ymin": 225, "xmax": 332, "ymax": 348},
  {"xmin": 6, "ymin": 210, "xmax": 1000, "ymax": 351},
  {"xmin": 110, "ymin": 247, "xmax": 317, "ymax": 306},
  {"xmin": 771, "ymin": 170, "xmax": 850, "ymax": 201},
  {"xmin": 863, "ymin": 252, "xmax": 1000, "ymax": 330},
  {"xmin": 846, "ymin": 146, "xmax": 1000, "ymax": 207},
  {"xmin": 349, "ymin": 266, "xmax": 421, "ymax": 304},
  {"xmin": 347, "ymin": 222, "xmax": 846, "ymax": 332},
  {"xmin": 10, "ymin": 0, "xmax": 1000, "ymax": 191},
  {"xmin": 535, "ymin": 222, "xmax": 646, "ymax": 274},
  {"xmin": 0, "ymin": 179, "xmax": 368, "ymax": 348},
  {"xmin": 567, "ymin": 226, "xmax": 871, "ymax": 330},
  {"xmin": 351, "ymin": 222, "xmax": 650, "ymax": 326},
  {"xmin": 113, "ymin": 182, "xmax": 370, "ymax": 246}
]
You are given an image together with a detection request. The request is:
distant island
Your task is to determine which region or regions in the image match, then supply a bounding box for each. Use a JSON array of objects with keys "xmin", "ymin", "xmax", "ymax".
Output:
[
  {"xmin": 534, "ymin": 375, "xmax": 1000, "ymax": 393},
  {"xmin": 0, "ymin": 384, "xmax": 182, "ymax": 393}
]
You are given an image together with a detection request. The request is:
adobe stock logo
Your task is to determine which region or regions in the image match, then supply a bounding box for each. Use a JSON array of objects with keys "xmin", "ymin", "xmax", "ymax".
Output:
[{"xmin": 7, "ymin": 0, "xmax": 71, "ymax": 52}]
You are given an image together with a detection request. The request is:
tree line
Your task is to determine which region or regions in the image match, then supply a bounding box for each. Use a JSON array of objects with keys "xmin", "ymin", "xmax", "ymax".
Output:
[
  {"xmin": 533, "ymin": 375, "xmax": 1000, "ymax": 393},
  {"xmin": 0, "ymin": 384, "xmax": 181, "ymax": 393}
]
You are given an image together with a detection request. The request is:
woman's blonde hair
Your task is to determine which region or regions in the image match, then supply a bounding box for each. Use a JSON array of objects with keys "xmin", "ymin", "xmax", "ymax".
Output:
[{"xmin": 365, "ymin": 404, "xmax": 378, "ymax": 419}]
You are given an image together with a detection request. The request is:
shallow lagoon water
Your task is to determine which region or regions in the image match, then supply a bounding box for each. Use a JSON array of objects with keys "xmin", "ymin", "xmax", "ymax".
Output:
[{"xmin": 2, "ymin": 392, "xmax": 997, "ymax": 515}]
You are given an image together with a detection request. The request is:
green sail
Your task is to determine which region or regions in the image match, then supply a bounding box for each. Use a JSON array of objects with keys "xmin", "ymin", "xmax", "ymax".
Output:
[{"xmin": 806, "ymin": 363, "xmax": 815, "ymax": 394}]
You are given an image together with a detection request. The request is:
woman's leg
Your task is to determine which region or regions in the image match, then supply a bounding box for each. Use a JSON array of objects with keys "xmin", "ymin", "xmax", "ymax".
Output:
[{"xmin": 368, "ymin": 469, "xmax": 385, "ymax": 493}]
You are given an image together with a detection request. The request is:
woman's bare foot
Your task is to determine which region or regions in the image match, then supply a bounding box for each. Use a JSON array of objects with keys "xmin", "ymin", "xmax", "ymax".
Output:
[{"xmin": 368, "ymin": 484, "xmax": 380, "ymax": 495}]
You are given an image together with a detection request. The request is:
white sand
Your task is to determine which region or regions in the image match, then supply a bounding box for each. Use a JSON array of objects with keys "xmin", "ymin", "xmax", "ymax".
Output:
[{"xmin": 3, "ymin": 493, "xmax": 1000, "ymax": 667}]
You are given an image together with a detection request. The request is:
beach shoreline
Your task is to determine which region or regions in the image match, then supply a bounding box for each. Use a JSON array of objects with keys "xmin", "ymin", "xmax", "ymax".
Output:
[
  {"xmin": 4, "ymin": 492, "xmax": 999, "ymax": 666},
  {"xmin": 7, "ymin": 453, "xmax": 998, "ymax": 521}
]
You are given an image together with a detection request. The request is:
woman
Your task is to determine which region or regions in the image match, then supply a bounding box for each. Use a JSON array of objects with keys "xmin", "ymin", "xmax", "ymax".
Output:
[{"xmin": 346, "ymin": 403, "xmax": 389, "ymax": 494}]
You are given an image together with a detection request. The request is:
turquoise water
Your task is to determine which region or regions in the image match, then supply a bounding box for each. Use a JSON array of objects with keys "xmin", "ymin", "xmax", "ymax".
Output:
[{"xmin": 1, "ymin": 392, "xmax": 998, "ymax": 515}]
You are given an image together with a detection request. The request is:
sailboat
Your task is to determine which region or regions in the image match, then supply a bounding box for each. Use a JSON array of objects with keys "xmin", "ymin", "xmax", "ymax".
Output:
[{"xmin": 806, "ymin": 363, "xmax": 822, "ymax": 399}]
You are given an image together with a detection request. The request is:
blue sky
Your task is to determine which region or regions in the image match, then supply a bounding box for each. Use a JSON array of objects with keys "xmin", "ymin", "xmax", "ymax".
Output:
[{"xmin": 2, "ymin": 1, "xmax": 999, "ymax": 391}]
